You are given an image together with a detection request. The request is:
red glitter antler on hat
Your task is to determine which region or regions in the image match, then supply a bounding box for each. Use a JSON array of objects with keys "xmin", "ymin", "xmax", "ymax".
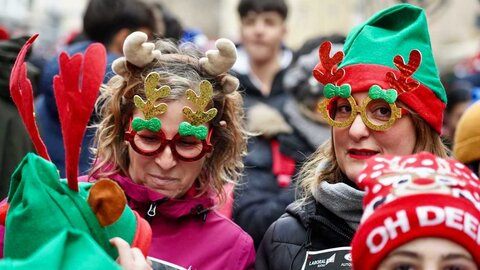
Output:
[
  {"xmin": 9, "ymin": 34, "xmax": 50, "ymax": 161},
  {"xmin": 53, "ymin": 43, "xmax": 106, "ymax": 191},
  {"xmin": 312, "ymin": 41, "xmax": 345, "ymax": 85},
  {"xmin": 386, "ymin": 50, "xmax": 422, "ymax": 93}
]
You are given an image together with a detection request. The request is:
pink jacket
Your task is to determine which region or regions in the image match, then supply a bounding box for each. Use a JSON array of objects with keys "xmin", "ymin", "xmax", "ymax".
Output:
[{"xmin": 82, "ymin": 172, "xmax": 255, "ymax": 270}]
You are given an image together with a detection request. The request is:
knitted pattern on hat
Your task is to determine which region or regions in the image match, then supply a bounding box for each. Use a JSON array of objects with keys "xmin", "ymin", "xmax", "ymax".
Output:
[
  {"xmin": 351, "ymin": 152, "xmax": 480, "ymax": 270},
  {"xmin": 454, "ymin": 101, "xmax": 480, "ymax": 163}
]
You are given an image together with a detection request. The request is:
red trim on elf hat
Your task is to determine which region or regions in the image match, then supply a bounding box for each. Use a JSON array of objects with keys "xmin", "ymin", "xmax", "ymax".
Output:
[
  {"xmin": 131, "ymin": 210, "xmax": 152, "ymax": 256},
  {"xmin": 0, "ymin": 203, "xmax": 9, "ymax": 225},
  {"xmin": 338, "ymin": 64, "xmax": 445, "ymax": 134}
]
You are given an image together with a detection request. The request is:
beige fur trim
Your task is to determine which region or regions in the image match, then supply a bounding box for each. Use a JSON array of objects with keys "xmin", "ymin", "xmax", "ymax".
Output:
[{"xmin": 247, "ymin": 103, "xmax": 292, "ymax": 138}]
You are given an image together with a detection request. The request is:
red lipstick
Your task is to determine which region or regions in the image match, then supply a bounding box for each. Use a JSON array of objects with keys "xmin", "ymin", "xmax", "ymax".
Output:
[{"xmin": 348, "ymin": 149, "xmax": 379, "ymax": 160}]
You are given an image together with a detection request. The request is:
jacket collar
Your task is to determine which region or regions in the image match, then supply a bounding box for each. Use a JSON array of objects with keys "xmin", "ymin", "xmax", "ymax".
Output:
[{"xmin": 98, "ymin": 172, "xmax": 215, "ymax": 219}]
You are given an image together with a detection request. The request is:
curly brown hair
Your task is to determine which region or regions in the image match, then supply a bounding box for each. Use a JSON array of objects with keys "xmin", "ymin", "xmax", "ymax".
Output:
[{"xmin": 90, "ymin": 39, "xmax": 247, "ymax": 205}]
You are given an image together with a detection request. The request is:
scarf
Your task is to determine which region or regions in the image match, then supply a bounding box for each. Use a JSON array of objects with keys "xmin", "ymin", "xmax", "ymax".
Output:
[{"xmin": 312, "ymin": 180, "xmax": 364, "ymax": 230}]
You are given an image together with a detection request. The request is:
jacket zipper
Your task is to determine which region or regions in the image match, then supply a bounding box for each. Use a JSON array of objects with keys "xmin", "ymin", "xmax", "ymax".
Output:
[{"xmin": 146, "ymin": 198, "xmax": 167, "ymax": 223}]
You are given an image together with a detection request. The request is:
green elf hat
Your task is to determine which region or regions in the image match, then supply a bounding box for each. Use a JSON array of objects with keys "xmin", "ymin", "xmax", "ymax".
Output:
[
  {"xmin": 4, "ymin": 153, "xmax": 150, "ymax": 260},
  {"xmin": 313, "ymin": 4, "xmax": 446, "ymax": 134},
  {"xmin": 2, "ymin": 34, "xmax": 152, "ymax": 262},
  {"xmin": 0, "ymin": 230, "xmax": 123, "ymax": 270}
]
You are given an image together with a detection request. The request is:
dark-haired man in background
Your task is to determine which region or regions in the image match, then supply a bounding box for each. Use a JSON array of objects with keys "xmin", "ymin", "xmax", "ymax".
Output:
[{"xmin": 35, "ymin": 0, "xmax": 157, "ymax": 177}]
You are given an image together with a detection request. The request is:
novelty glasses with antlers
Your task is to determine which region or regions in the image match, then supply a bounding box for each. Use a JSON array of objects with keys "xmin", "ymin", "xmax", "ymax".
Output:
[
  {"xmin": 124, "ymin": 73, "xmax": 216, "ymax": 161},
  {"xmin": 313, "ymin": 42, "xmax": 421, "ymax": 132},
  {"xmin": 317, "ymin": 84, "xmax": 408, "ymax": 131}
]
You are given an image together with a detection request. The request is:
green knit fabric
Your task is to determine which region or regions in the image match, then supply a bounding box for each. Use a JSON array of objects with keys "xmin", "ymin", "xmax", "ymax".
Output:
[
  {"xmin": 338, "ymin": 4, "xmax": 446, "ymax": 104},
  {"xmin": 0, "ymin": 229, "xmax": 122, "ymax": 269},
  {"xmin": 4, "ymin": 153, "xmax": 135, "ymax": 260}
]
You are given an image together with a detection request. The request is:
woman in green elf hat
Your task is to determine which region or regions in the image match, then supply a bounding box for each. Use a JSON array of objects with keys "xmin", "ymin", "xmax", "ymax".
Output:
[
  {"xmin": 255, "ymin": 4, "xmax": 449, "ymax": 270},
  {"xmin": 88, "ymin": 31, "xmax": 255, "ymax": 269}
]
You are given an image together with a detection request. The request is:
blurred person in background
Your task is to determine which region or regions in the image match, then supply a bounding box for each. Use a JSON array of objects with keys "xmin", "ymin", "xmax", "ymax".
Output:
[
  {"xmin": 35, "ymin": 0, "xmax": 157, "ymax": 177},
  {"xmin": 229, "ymin": 0, "xmax": 290, "ymax": 227},
  {"xmin": 442, "ymin": 83, "xmax": 471, "ymax": 148},
  {"xmin": 454, "ymin": 100, "xmax": 480, "ymax": 177},
  {"xmin": 0, "ymin": 34, "xmax": 35, "ymax": 199},
  {"xmin": 233, "ymin": 34, "xmax": 344, "ymax": 249},
  {"xmin": 228, "ymin": 0, "xmax": 292, "ymax": 229},
  {"xmin": 232, "ymin": 0, "xmax": 292, "ymax": 112},
  {"xmin": 150, "ymin": 1, "xmax": 184, "ymax": 42}
]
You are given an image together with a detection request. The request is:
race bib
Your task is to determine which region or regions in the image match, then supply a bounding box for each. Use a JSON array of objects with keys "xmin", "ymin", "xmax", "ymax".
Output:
[{"xmin": 301, "ymin": 246, "xmax": 352, "ymax": 270}]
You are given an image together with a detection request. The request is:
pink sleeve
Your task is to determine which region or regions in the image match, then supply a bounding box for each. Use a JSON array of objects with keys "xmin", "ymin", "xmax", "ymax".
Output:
[{"xmin": 235, "ymin": 232, "xmax": 256, "ymax": 270}]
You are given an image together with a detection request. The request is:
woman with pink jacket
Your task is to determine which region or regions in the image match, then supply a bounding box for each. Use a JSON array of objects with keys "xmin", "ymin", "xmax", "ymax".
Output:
[{"xmin": 85, "ymin": 31, "xmax": 255, "ymax": 269}]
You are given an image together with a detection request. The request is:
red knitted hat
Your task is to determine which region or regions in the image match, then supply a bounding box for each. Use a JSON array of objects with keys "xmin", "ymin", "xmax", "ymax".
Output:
[{"xmin": 351, "ymin": 152, "xmax": 480, "ymax": 270}]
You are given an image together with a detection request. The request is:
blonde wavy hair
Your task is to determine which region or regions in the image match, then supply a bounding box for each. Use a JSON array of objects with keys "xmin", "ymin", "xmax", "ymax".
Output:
[
  {"xmin": 297, "ymin": 111, "xmax": 449, "ymax": 204},
  {"xmin": 90, "ymin": 39, "xmax": 247, "ymax": 205}
]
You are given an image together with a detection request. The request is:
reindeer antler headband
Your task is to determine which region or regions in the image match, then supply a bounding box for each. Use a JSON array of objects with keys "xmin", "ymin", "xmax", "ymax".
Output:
[
  {"xmin": 112, "ymin": 31, "xmax": 239, "ymax": 94},
  {"xmin": 114, "ymin": 31, "xmax": 238, "ymax": 139}
]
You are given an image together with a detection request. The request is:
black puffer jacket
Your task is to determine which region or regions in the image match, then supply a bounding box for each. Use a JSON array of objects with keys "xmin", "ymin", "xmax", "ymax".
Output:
[
  {"xmin": 233, "ymin": 131, "xmax": 307, "ymax": 248},
  {"xmin": 233, "ymin": 98, "xmax": 331, "ymax": 249},
  {"xmin": 255, "ymin": 198, "xmax": 355, "ymax": 270}
]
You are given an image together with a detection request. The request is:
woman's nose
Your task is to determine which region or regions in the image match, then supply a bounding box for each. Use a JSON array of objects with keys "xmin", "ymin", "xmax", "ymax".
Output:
[
  {"xmin": 348, "ymin": 114, "xmax": 370, "ymax": 141},
  {"xmin": 154, "ymin": 144, "xmax": 177, "ymax": 170}
]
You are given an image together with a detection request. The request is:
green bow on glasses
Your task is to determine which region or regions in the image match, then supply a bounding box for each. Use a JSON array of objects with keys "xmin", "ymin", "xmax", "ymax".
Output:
[
  {"xmin": 368, "ymin": 85, "xmax": 398, "ymax": 104},
  {"xmin": 324, "ymin": 83, "xmax": 352, "ymax": 99},
  {"xmin": 132, "ymin": 117, "xmax": 161, "ymax": 132},
  {"xmin": 178, "ymin": 122, "xmax": 208, "ymax": 140}
]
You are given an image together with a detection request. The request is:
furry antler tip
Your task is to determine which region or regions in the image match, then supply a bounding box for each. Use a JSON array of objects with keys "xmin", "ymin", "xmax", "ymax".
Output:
[
  {"xmin": 199, "ymin": 38, "xmax": 237, "ymax": 76},
  {"xmin": 220, "ymin": 75, "xmax": 239, "ymax": 93},
  {"xmin": 214, "ymin": 38, "xmax": 236, "ymax": 55},
  {"xmin": 112, "ymin": 57, "xmax": 127, "ymax": 75},
  {"xmin": 123, "ymin": 31, "xmax": 161, "ymax": 68}
]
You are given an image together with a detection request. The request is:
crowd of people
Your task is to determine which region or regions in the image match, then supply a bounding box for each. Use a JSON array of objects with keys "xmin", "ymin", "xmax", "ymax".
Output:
[{"xmin": 1, "ymin": 0, "xmax": 480, "ymax": 269}]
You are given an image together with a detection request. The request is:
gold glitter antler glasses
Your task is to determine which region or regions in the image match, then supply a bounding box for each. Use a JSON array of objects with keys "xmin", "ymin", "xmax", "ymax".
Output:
[
  {"xmin": 132, "ymin": 72, "xmax": 171, "ymax": 132},
  {"xmin": 179, "ymin": 80, "xmax": 218, "ymax": 140}
]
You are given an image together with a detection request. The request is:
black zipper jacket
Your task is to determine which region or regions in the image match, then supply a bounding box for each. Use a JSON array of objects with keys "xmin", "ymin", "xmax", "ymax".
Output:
[{"xmin": 255, "ymin": 197, "xmax": 355, "ymax": 270}]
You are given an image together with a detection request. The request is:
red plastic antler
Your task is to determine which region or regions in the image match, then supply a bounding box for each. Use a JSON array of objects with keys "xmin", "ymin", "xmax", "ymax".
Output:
[
  {"xmin": 53, "ymin": 43, "xmax": 106, "ymax": 191},
  {"xmin": 312, "ymin": 41, "xmax": 345, "ymax": 85},
  {"xmin": 386, "ymin": 50, "xmax": 422, "ymax": 93},
  {"xmin": 9, "ymin": 34, "xmax": 51, "ymax": 161}
]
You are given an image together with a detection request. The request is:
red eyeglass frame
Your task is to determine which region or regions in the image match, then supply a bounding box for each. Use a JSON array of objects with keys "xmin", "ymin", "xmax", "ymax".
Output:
[{"xmin": 124, "ymin": 118, "xmax": 214, "ymax": 162}]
